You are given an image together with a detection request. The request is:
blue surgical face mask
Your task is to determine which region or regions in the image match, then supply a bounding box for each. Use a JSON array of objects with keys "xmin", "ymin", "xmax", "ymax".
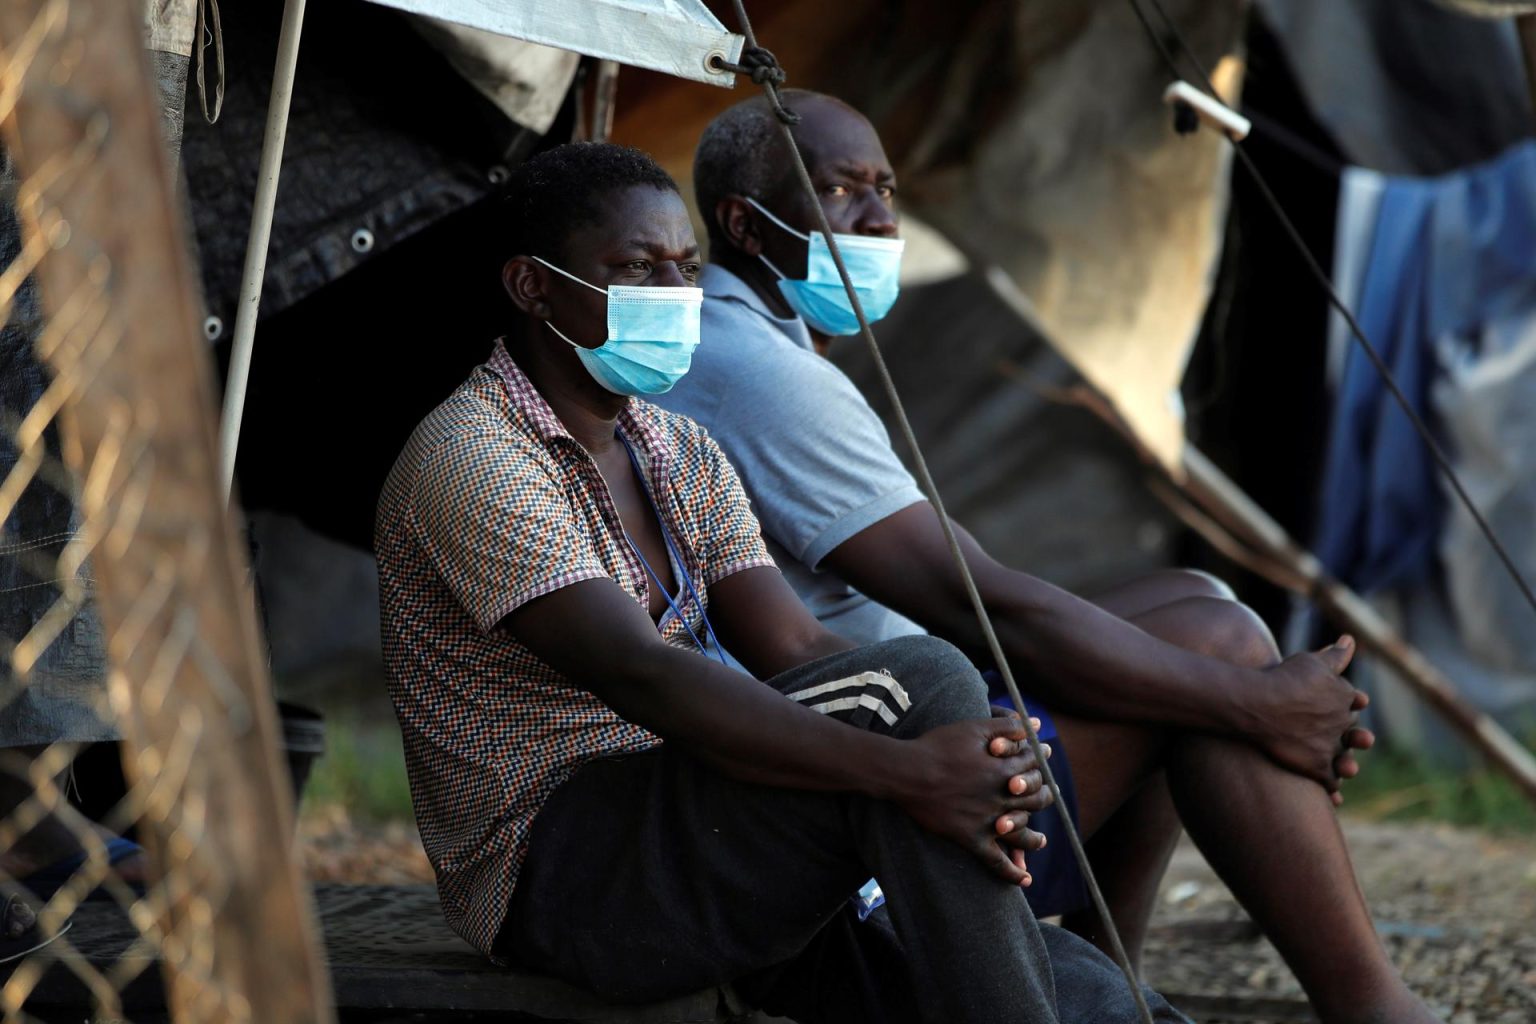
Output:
[
  {"xmin": 532, "ymin": 256, "xmax": 703, "ymax": 396},
  {"xmin": 746, "ymin": 197, "xmax": 905, "ymax": 337}
]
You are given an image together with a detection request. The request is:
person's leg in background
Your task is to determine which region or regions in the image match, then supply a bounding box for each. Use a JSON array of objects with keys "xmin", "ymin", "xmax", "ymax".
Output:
[{"xmin": 1052, "ymin": 573, "xmax": 1436, "ymax": 1023}]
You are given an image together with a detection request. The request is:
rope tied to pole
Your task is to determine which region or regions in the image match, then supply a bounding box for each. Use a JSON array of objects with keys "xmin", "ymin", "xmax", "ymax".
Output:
[{"xmin": 711, "ymin": 46, "xmax": 799, "ymax": 124}]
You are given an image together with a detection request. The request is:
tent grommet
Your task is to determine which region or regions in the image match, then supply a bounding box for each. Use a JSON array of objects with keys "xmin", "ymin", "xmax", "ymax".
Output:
[
  {"xmin": 204, "ymin": 315, "xmax": 224, "ymax": 342},
  {"xmin": 487, "ymin": 164, "xmax": 510, "ymax": 185},
  {"xmin": 350, "ymin": 228, "xmax": 375, "ymax": 254}
]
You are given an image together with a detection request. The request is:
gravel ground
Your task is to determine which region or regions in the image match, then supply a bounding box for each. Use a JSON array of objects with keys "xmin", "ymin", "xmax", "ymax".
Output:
[
  {"xmin": 1141, "ymin": 821, "xmax": 1536, "ymax": 1023},
  {"xmin": 302, "ymin": 811, "xmax": 1536, "ymax": 1023}
]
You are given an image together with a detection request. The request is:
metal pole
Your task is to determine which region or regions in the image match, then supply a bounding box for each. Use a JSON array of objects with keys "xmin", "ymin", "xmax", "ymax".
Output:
[{"xmin": 218, "ymin": 0, "xmax": 308, "ymax": 499}]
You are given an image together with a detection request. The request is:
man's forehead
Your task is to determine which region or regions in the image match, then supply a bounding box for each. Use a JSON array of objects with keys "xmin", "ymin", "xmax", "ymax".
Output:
[
  {"xmin": 794, "ymin": 101, "xmax": 891, "ymax": 175},
  {"xmin": 567, "ymin": 187, "xmax": 695, "ymax": 250}
]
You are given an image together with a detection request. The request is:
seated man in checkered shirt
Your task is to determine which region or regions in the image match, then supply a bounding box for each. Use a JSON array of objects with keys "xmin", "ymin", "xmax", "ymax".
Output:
[{"xmin": 375, "ymin": 142, "xmax": 1190, "ymax": 1023}]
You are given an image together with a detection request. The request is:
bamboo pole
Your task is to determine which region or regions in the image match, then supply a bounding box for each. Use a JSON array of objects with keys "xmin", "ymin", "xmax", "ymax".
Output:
[
  {"xmin": 218, "ymin": 0, "xmax": 308, "ymax": 500},
  {"xmin": 0, "ymin": 1, "xmax": 335, "ymax": 1020}
]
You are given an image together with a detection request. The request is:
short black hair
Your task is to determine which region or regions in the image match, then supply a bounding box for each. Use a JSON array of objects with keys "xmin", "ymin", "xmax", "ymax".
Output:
[
  {"xmin": 497, "ymin": 142, "xmax": 679, "ymax": 265},
  {"xmin": 693, "ymin": 89, "xmax": 830, "ymax": 252}
]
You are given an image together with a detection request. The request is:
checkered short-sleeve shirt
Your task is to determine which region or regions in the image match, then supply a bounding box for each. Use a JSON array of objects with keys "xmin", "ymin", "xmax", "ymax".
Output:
[{"xmin": 376, "ymin": 341, "xmax": 775, "ymax": 957}]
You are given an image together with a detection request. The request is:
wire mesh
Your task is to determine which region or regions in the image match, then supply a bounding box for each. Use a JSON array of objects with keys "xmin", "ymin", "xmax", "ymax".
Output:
[{"xmin": 0, "ymin": 2, "xmax": 330, "ymax": 1022}]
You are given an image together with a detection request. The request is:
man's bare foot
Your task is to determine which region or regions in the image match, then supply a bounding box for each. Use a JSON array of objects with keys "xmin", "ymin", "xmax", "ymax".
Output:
[{"xmin": 1326, "ymin": 985, "xmax": 1443, "ymax": 1024}]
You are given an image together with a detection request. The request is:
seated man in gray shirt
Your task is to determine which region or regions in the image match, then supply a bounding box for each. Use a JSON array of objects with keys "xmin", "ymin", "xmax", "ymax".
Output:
[{"xmin": 652, "ymin": 90, "xmax": 1440, "ymax": 1024}]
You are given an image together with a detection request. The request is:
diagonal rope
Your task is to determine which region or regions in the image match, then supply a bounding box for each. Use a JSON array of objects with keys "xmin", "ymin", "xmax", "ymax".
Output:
[
  {"xmin": 716, "ymin": 4, "xmax": 1156, "ymax": 1020},
  {"xmin": 1126, "ymin": 0, "xmax": 1536, "ymax": 626}
]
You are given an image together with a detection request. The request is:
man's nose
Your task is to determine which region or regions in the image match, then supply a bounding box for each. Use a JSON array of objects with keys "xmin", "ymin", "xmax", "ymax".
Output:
[
  {"xmin": 855, "ymin": 194, "xmax": 899, "ymax": 238},
  {"xmin": 649, "ymin": 262, "xmax": 691, "ymax": 286}
]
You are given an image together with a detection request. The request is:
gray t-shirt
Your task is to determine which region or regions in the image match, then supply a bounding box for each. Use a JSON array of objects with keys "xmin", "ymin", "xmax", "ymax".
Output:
[{"xmin": 654, "ymin": 264, "xmax": 926, "ymax": 644}]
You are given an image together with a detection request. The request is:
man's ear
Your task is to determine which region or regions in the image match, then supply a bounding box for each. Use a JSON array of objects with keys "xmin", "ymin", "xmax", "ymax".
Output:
[
  {"xmin": 502, "ymin": 256, "xmax": 552, "ymax": 319},
  {"xmin": 716, "ymin": 196, "xmax": 763, "ymax": 256}
]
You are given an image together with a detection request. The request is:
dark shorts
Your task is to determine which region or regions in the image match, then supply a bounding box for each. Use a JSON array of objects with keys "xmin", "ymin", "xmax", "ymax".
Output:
[{"xmin": 984, "ymin": 672, "xmax": 1089, "ymax": 919}]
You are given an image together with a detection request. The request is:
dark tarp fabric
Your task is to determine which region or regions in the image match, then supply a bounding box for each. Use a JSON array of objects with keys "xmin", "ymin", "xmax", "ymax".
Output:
[
  {"xmin": 180, "ymin": 1, "xmax": 580, "ymax": 549},
  {"xmin": 1255, "ymin": 0, "xmax": 1532, "ymax": 176},
  {"xmin": 180, "ymin": 1, "xmax": 542, "ymax": 328},
  {"xmin": 0, "ymin": 163, "xmax": 114, "ymax": 745},
  {"xmin": 0, "ymin": 24, "xmax": 191, "ymax": 744}
]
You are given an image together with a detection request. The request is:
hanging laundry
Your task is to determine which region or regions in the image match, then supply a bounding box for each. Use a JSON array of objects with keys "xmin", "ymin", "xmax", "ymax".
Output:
[{"xmin": 1318, "ymin": 140, "xmax": 1536, "ymax": 675}]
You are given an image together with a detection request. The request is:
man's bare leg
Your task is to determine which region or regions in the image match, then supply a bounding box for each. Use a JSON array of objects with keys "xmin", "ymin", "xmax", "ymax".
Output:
[
  {"xmin": 1050, "ymin": 586, "xmax": 1437, "ymax": 1023},
  {"xmin": 1057, "ymin": 761, "xmax": 1179, "ymax": 972},
  {"xmin": 1048, "ymin": 569, "xmax": 1232, "ymax": 967},
  {"xmin": 1167, "ymin": 732, "xmax": 1434, "ymax": 1023}
]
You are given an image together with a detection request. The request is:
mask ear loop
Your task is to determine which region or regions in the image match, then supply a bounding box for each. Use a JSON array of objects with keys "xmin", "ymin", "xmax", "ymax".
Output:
[
  {"xmin": 529, "ymin": 255, "xmax": 609, "ymax": 349},
  {"xmin": 743, "ymin": 198, "xmax": 809, "ymax": 282},
  {"xmin": 529, "ymin": 255, "xmax": 609, "ymax": 295},
  {"xmin": 744, "ymin": 197, "xmax": 812, "ymax": 242}
]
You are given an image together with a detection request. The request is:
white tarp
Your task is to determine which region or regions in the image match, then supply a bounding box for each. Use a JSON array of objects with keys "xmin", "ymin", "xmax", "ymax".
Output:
[
  {"xmin": 365, "ymin": 0, "xmax": 745, "ymax": 87},
  {"xmin": 410, "ymin": 19, "xmax": 581, "ymax": 133}
]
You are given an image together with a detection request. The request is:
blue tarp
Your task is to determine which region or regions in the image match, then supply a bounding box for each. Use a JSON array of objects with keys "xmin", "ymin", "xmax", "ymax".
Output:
[{"xmin": 1316, "ymin": 141, "xmax": 1536, "ymax": 595}]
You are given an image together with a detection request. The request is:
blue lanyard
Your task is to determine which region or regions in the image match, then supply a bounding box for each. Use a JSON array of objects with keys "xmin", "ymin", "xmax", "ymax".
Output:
[{"xmin": 618, "ymin": 435, "xmax": 729, "ymax": 666}]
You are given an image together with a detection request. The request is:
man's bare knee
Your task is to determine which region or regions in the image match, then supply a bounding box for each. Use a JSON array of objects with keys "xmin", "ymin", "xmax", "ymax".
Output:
[
  {"xmin": 1192, "ymin": 597, "xmax": 1279, "ymax": 669},
  {"xmin": 1164, "ymin": 568, "xmax": 1237, "ymax": 603},
  {"xmin": 1133, "ymin": 595, "xmax": 1279, "ymax": 669},
  {"xmin": 1173, "ymin": 574, "xmax": 1234, "ymax": 604}
]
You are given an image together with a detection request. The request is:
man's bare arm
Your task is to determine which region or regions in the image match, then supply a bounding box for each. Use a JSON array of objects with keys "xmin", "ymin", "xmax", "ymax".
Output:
[
  {"xmin": 704, "ymin": 565, "xmax": 856, "ymax": 679},
  {"xmin": 822, "ymin": 503, "xmax": 1362, "ymax": 788},
  {"xmin": 501, "ymin": 572, "xmax": 1045, "ymax": 882}
]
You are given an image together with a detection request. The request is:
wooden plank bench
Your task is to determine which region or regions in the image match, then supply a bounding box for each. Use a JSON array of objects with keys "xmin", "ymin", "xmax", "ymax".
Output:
[{"xmin": 20, "ymin": 884, "xmax": 770, "ymax": 1023}]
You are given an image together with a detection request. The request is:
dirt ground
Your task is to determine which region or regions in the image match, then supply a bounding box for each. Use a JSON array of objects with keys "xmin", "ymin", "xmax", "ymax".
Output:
[
  {"xmin": 301, "ymin": 810, "xmax": 1536, "ymax": 1023},
  {"xmin": 1141, "ymin": 821, "xmax": 1536, "ymax": 1023}
]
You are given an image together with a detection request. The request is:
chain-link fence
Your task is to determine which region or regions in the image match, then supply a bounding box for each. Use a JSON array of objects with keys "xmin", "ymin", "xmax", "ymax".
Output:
[{"xmin": 0, "ymin": 2, "xmax": 332, "ymax": 1021}]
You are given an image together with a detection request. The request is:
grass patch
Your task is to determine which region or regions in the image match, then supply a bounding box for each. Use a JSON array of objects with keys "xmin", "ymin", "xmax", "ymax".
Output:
[
  {"xmin": 301, "ymin": 715, "xmax": 415, "ymax": 822},
  {"xmin": 1343, "ymin": 740, "xmax": 1536, "ymax": 834}
]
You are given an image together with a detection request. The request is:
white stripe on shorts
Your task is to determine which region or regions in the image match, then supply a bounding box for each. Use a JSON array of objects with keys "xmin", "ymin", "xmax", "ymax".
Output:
[
  {"xmin": 805, "ymin": 693, "xmax": 900, "ymax": 727},
  {"xmin": 784, "ymin": 671, "xmax": 912, "ymax": 712}
]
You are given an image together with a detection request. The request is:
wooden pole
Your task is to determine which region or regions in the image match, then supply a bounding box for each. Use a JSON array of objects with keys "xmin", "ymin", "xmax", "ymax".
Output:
[
  {"xmin": 571, "ymin": 59, "xmax": 620, "ymax": 144},
  {"xmin": 1516, "ymin": 14, "xmax": 1536, "ymax": 129},
  {"xmin": 1178, "ymin": 448, "xmax": 1536, "ymax": 806},
  {"xmin": 591, "ymin": 60, "xmax": 620, "ymax": 143},
  {"xmin": 0, "ymin": 2, "xmax": 335, "ymax": 1021}
]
